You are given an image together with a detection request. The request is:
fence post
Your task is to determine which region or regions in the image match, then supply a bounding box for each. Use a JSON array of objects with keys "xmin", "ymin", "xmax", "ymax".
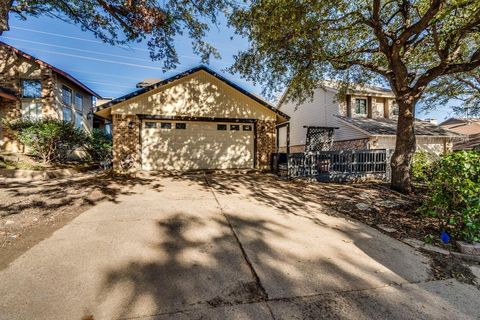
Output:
[{"xmin": 385, "ymin": 149, "xmax": 394, "ymax": 182}]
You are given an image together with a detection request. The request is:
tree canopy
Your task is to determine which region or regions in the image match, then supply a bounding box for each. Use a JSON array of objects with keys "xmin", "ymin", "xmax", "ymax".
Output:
[
  {"xmin": 423, "ymin": 71, "xmax": 480, "ymax": 117},
  {"xmin": 230, "ymin": 0, "xmax": 480, "ymax": 193},
  {"xmin": 1, "ymin": 0, "xmax": 231, "ymax": 69}
]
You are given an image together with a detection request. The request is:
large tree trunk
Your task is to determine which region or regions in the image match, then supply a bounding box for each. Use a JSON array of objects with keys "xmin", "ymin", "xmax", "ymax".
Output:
[
  {"xmin": 0, "ymin": 1, "xmax": 13, "ymax": 35},
  {"xmin": 390, "ymin": 98, "xmax": 417, "ymax": 194}
]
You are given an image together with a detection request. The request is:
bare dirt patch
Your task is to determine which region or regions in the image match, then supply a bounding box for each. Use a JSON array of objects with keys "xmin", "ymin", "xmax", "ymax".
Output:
[{"xmin": 0, "ymin": 173, "xmax": 155, "ymax": 270}]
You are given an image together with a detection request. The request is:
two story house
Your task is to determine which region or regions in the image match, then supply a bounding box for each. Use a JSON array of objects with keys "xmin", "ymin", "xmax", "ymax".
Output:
[
  {"xmin": 0, "ymin": 42, "xmax": 101, "ymax": 153},
  {"xmin": 277, "ymin": 84, "xmax": 458, "ymax": 155}
]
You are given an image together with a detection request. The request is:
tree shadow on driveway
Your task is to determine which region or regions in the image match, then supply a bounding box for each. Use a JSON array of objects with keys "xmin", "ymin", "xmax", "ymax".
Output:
[{"xmin": 96, "ymin": 174, "xmax": 478, "ymax": 319}]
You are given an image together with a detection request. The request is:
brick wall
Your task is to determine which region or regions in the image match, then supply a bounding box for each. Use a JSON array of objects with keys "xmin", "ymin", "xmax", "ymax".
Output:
[
  {"xmin": 278, "ymin": 145, "xmax": 305, "ymax": 153},
  {"xmin": 255, "ymin": 120, "xmax": 276, "ymax": 169},
  {"xmin": 331, "ymin": 139, "xmax": 369, "ymax": 151},
  {"xmin": 112, "ymin": 114, "xmax": 140, "ymax": 171}
]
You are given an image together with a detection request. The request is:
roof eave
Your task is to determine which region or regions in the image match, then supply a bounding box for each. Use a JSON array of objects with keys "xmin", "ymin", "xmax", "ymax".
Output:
[{"xmin": 95, "ymin": 66, "xmax": 290, "ymax": 120}]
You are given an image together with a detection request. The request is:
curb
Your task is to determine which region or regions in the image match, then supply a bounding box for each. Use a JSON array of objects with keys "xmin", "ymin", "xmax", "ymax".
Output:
[{"xmin": 0, "ymin": 167, "xmax": 94, "ymax": 180}]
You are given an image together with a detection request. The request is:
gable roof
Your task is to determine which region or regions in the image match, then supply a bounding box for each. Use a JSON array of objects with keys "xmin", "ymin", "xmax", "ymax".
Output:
[
  {"xmin": 0, "ymin": 41, "xmax": 101, "ymax": 98},
  {"xmin": 95, "ymin": 65, "xmax": 289, "ymax": 120},
  {"xmin": 335, "ymin": 115, "xmax": 460, "ymax": 137}
]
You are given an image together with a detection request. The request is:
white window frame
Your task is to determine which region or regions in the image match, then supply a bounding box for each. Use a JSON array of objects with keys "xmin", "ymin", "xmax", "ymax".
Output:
[
  {"xmin": 62, "ymin": 85, "xmax": 73, "ymax": 106},
  {"xmin": 75, "ymin": 92, "xmax": 83, "ymax": 112},
  {"xmin": 63, "ymin": 107, "xmax": 73, "ymax": 123},
  {"xmin": 21, "ymin": 101, "xmax": 42, "ymax": 120},
  {"xmin": 21, "ymin": 79, "xmax": 42, "ymax": 99},
  {"xmin": 75, "ymin": 113, "xmax": 83, "ymax": 129}
]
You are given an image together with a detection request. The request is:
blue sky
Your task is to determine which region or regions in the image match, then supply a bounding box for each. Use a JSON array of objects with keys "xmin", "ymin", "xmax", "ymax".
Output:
[{"xmin": 1, "ymin": 14, "xmax": 456, "ymax": 121}]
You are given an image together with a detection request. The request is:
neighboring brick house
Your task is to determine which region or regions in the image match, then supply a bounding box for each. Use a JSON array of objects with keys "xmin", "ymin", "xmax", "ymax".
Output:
[
  {"xmin": 94, "ymin": 66, "xmax": 289, "ymax": 171},
  {"xmin": 0, "ymin": 41, "xmax": 100, "ymax": 153},
  {"xmin": 277, "ymin": 84, "xmax": 458, "ymax": 154}
]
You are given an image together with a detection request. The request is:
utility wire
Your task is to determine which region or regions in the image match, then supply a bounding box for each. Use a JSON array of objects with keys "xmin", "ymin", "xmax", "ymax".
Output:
[
  {"xmin": 3, "ymin": 36, "xmax": 154, "ymax": 63},
  {"xmin": 66, "ymin": 69, "xmax": 142, "ymax": 81},
  {"xmin": 10, "ymin": 26, "xmax": 197, "ymax": 59},
  {"xmin": 10, "ymin": 45, "xmax": 166, "ymax": 70},
  {"xmin": 76, "ymin": 79, "xmax": 133, "ymax": 88}
]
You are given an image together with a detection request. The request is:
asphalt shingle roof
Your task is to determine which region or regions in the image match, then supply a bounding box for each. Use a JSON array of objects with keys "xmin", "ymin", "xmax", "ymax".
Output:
[{"xmin": 336, "ymin": 115, "xmax": 460, "ymax": 137}]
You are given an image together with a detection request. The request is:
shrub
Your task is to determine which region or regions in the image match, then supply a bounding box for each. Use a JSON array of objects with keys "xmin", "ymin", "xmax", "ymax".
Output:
[
  {"xmin": 420, "ymin": 151, "xmax": 480, "ymax": 243},
  {"xmin": 411, "ymin": 151, "xmax": 438, "ymax": 184},
  {"xmin": 8, "ymin": 118, "xmax": 87, "ymax": 164},
  {"xmin": 84, "ymin": 128, "xmax": 113, "ymax": 163}
]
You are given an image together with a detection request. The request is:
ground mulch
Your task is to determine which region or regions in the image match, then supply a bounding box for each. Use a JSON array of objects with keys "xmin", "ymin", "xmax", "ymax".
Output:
[
  {"xmin": 0, "ymin": 172, "xmax": 154, "ymax": 270},
  {"xmin": 283, "ymin": 179, "xmax": 441, "ymax": 243}
]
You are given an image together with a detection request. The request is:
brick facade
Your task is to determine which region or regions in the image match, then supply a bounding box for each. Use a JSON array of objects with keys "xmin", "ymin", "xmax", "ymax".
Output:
[
  {"xmin": 255, "ymin": 120, "xmax": 276, "ymax": 169},
  {"xmin": 0, "ymin": 44, "xmax": 55, "ymax": 152},
  {"xmin": 112, "ymin": 114, "xmax": 140, "ymax": 171},
  {"xmin": 331, "ymin": 139, "xmax": 369, "ymax": 151}
]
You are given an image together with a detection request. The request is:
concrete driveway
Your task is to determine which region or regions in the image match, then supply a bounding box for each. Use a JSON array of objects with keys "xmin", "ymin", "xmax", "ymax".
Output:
[{"xmin": 0, "ymin": 173, "xmax": 478, "ymax": 320}]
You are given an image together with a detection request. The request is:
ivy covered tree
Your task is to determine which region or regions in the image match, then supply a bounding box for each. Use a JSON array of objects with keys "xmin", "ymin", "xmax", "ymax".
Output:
[
  {"xmin": 1, "ymin": 0, "xmax": 231, "ymax": 69},
  {"xmin": 230, "ymin": 0, "xmax": 480, "ymax": 193},
  {"xmin": 423, "ymin": 71, "xmax": 480, "ymax": 117}
]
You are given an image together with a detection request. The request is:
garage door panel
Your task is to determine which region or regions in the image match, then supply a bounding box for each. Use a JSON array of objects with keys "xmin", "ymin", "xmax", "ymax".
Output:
[{"xmin": 141, "ymin": 121, "xmax": 254, "ymax": 171}]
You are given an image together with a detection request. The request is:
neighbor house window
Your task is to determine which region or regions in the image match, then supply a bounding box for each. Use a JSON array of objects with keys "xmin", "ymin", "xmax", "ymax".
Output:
[
  {"xmin": 21, "ymin": 101, "xmax": 42, "ymax": 120},
  {"xmin": 392, "ymin": 102, "xmax": 399, "ymax": 115},
  {"xmin": 21, "ymin": 80, "xmax": 42, "ymax": 98},
  {"xmin": 62, "ymin": 85, "xmax": 72, "ymax": 106},
  {"xmin": 104, "ymin": 123, "xmax": 112, "ymax": 135},
  {"xmin": 160, "ymin": 122, "xmax": 172, "ymax": 129},
  {"xmin": 75, "ymin": 113, "xmax": 82, "ymax": 129},
  {"xmin": 175, "ymin": 123, "xmax": 186, "ymax": 129},
  {"xmin": 63, "ymin": 107, "xmax": 72, "ymax": 123},
  {"xmin": 21, "ymin": 79, "xmax": 42, "ymax": 120},
  {"xmin": 230, "ymin": 125, "xmax": 240, "ymax": 131},
  {"xmin": 355, "ymin": 99, "xmax": 367, "ymax": 114},
  {"xmin": 243, "ymin": 125, "xmax": 252, "ymax": 131},
  {"xmin": 75, "ymin": 93, "xmax": 83, "ymax": 111},
  {"xmin": 217, "ymin": 124, "xmax": 227, "ymax": 130}
]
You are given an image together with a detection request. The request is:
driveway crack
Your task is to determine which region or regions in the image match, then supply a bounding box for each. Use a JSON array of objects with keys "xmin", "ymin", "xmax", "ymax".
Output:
[{"xmin": 203, "ymin": 173, "xmax": 275, "ymax": 319}]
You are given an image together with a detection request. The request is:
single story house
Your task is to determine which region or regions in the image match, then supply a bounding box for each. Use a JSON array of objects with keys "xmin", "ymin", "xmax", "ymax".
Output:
[
  {"xmin": 94, "ymin": 66, "xmax": 289, "ymax": 171},
  {"xmin": 277, "ymin": 83, "xmax": 458, "ymax": 154},
  {"xmin": 0, "ymin": 42, "xmax": 101, "ymax": 153}
]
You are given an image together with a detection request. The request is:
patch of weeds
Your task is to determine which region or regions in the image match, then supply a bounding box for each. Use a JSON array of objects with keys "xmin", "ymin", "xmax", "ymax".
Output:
[{"xmin": 424, "ymin": 234, "xmax": 435, "ymax": 244}]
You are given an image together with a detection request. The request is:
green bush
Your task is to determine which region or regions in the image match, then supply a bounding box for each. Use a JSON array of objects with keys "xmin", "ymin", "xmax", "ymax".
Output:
[
  {"xmin": 420, "ymin": 151, "xmax": 480, "ymax": 243},
  {"xmin": 8, "ymin": 118, "xmax": 87, "ymax": 164},
  {"xmin": 84, "ymin": 128, "xmax": 112, "ymax": 163},
  {"xmin": 411, "ymin": 151, "xmax": 438, "ymax": 184}
]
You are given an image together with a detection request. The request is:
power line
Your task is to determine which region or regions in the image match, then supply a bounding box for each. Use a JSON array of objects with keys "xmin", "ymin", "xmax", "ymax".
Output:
[
  {"xmin": 3, "ymin": 36, "xmax": 154, "ymax": 63},
  {"xmin": 76, "ymin": 79, "xmax": 133, "ymax": 88},
  {"xmin": 11, "ymin": 26, "xmax": 141, "ymax": 49},
  {"xmin": 10, "ymin": 45, "xmax": 167, "ymax": 70},
  {"xmin": 10, "ymin": 26, "xmax": 198, "ymax": 59},
  {"xmin": 65, "ymin": 69, "xmax": 142, "ymax": 81}
]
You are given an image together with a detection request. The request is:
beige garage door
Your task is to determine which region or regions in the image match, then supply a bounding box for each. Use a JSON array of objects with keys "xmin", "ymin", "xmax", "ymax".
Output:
[{"xmin": 141, "ymin": 120, "xmax": 254, "ymax": 171}]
